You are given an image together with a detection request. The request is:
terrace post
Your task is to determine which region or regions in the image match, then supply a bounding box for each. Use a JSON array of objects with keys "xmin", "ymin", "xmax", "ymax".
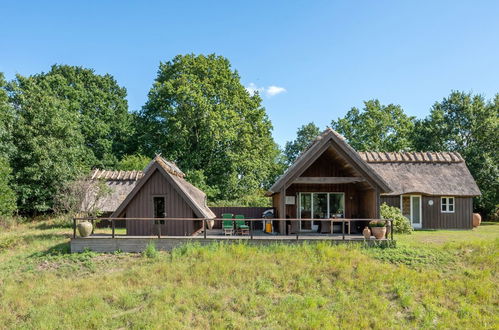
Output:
[
  {"xmin": 296, "ymin": 219, "xmax": 299, "ymax": 240},
  {"xmin": 250, "ymin": 219, "xmax": 253, "ymax": 240},
  {"xmin": 91, "ymin": 219, "xmax": 94, "ymax": 235},
  {"xmin": 73, "ymin": 218, "xmax": 76, "ymax": 238},
  {"xmin": 342, "ymin": 220, "xmax": 345, "ymax": 240},
  {"xmin": 157, "ymin": 221, "xmax": 161, "ymax": 238},
  {"xmin": 112, "ymin": 219, "xmax": 115, "ymax": 239},
  {"xmin": 390, "ymin": 220, "xmax": 394, "ymax": 241},
  {"xmin": 203, "ymin": 218, "xmax": 207, "ymax": 239}
]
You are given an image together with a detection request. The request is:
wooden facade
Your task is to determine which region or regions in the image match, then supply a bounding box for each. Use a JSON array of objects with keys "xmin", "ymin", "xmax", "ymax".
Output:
[
  {"xmin": 381, "ymin": 195, "xmax": 473, "ymax": 229},
  {"xmin": 269, "ymin": 129, "xmax": 391, "ymax": 234},
  {"xmin": 119, "ymin": 170, "xmax": 201, "ymax": 236},
  {"xmin": 110, "ymin": 156, "xmax": 215, "ymax": 236}
]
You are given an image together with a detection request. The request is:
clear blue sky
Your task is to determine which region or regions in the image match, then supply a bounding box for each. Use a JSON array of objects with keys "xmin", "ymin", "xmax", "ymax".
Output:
[{"xmin": 1, "ymin": 1, "xmax": 498, "ymax": 147}]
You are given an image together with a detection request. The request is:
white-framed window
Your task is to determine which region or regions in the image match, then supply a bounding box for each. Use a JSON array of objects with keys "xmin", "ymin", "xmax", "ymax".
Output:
[{"xmin": 441, "ymin": 197, "xmax": 455, "ymax": 213}]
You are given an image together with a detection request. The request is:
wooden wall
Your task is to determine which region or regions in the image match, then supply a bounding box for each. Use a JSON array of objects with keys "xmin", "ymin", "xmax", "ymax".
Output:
[
  {"xmin": 381, "ymin": 195, "xmax": 473, "ymax": 229},
  {"xmin": 123, "ymin": 170, "xmax": 202, "ymax": 236},
  {"xmin": 422, "ymin": 196, "xmax": 473, "ymax": 229}
]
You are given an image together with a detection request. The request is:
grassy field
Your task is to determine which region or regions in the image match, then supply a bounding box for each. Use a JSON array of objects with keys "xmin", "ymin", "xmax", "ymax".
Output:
[{"xmin": 0, "ymin": 218, "xmax": 498, "ymax": 329}]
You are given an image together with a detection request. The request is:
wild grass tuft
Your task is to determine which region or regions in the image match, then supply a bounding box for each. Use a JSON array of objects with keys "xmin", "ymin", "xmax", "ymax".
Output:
[{"xmin": 142, "ymin": 241, "xmax": 158, "ymax": 259}]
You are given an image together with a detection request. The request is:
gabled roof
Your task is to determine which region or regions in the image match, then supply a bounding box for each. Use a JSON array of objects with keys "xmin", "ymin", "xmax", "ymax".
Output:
[
  {"xmin": 110, "ymin": 156, "xmax": 215, "ymax": 219},
  {"xmin": 359, "ymin": 152, "xmax": 481, "ymax": 196},
  {"xmin": 268, "ymin": 128, "xmax": 392, "ymax": 194}
]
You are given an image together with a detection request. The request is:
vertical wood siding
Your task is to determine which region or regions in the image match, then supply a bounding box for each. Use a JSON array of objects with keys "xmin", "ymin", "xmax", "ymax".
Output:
[
  {"xmin": 209, "ymin": 207, "xmax": 273, "ymax": 229},
  {"xmin": 381, "ymin": 195, "xmax": 473, "ymax": 229},
  {"xmin": 124, "ymin": 170, "xmax": 201, "ymax": 236}
]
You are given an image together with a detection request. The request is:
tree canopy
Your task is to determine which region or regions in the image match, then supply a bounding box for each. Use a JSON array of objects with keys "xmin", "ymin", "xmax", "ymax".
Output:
[
  {"xmin": 413, "ymin": 91, "xmax": 499, "ymax": 218},
  {"xmin": 136, "ymin": 54, "xmax": 280, "ymax": 200},
  {"xmin": 284, "ymin": 122, "xmax": 321, "ymax": 165},
  {"xmin": 331, "ymin": 100, "xmax": 415, "ymax": 151}
]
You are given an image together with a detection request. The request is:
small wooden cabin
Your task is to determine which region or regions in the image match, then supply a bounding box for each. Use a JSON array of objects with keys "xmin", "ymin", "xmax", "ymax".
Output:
[
  {"xmin": 268, "ymin": 128, "xmax": 481, "ymax": 231},
  {"xmin": 107, "ymin": 156, "xmax": 215, "ymax": 236},
  {"xmin": 359, "ymin": 151, "xmax": 480, "ymax": 229},
  {"xmin": 267, "ymin": 129, "xmax": 392, "ymax": 234}
]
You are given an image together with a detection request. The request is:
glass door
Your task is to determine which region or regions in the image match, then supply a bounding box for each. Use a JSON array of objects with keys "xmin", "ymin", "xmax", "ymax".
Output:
[
  {"xmin": 401, "ymin": 195, "xmax": 422, "ymax": 229},
  {"xmin": 300, "ymin": 193, "xmax": 312, "ymax": 230},
  {"xmin": 312, "ymin": 193, "xmax": 328, "ymax": 231}
]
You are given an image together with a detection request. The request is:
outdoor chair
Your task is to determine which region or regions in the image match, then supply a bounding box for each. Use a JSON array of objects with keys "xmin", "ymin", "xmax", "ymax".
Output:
[
  {"xmin": 235, "ymin": 214, "xmax": 250, "ymax": 235},
  {"xmin": 221, "ymin": 213, "xmax": 234, "ymax": 236}
]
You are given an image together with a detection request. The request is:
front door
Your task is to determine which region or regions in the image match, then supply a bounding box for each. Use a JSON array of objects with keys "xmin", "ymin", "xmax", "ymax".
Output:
[{"xmin": 401, "ymin": 195, "xmax": 422, "ymax": 229}]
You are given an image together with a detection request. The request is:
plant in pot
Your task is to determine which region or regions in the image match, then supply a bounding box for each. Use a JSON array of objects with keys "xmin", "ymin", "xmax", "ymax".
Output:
[{"xmin": 369, "ymin": 220, "xmax": 387, "ymax": 239}]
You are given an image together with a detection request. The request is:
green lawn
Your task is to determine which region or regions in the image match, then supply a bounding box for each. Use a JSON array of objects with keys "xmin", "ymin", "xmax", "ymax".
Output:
[{"xmin": 0, "ymin": 217, "xmax": 498, "ymax": 329}]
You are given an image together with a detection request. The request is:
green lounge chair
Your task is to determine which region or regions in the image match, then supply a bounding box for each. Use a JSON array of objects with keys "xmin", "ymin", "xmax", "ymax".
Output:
[
  {"xmin": 221, "ymin": 213, "xmax": 234, "ymax": 236},
  {"xmin": 235, "ymin": 215, "xmax": 249, "ymax": 235}
]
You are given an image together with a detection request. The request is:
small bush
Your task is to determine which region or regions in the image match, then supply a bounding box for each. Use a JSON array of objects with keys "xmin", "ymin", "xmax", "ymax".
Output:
[
  {"xmin": 142, "ymin": 241, "xmax": 158, "ymax": 258},
  {"xmin": 381, "ymin": 203, "xmax": 413, "ymax": 234}
]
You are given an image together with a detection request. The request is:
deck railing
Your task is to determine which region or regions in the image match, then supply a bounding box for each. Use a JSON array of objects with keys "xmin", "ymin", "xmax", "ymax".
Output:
[{"xmin": 73, "ymin": 217, "xmax": 394, "ymax": 241}]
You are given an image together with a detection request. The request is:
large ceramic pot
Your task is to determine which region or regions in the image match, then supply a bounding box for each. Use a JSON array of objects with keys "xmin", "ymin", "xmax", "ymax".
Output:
[
  {"xmin": 472, "ymin": 213, "xmax": 481, "ymax": 228},
  {"xmin": 77, "ymin": 221, "xmax": 93, "ymax": 237},
  {"xmin": 362, "ymin": 226, "xmax": 371, "ymax": 239},
  {"xmin": 370, "ymin": 226, "xmax": 387, "ymax": 240}
]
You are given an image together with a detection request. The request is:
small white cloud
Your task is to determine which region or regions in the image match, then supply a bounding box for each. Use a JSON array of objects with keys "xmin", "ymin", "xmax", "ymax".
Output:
[
  {"xmin": 246, "ymin": 83, "xmax": 287, "ymax": 97},
  {"xmin": 266, "ymin": 85, "xmax": 287, "ymax": 97},
  {"xmin": 245, "ymin": 83, "xmax": 264, "ymax": 96}
]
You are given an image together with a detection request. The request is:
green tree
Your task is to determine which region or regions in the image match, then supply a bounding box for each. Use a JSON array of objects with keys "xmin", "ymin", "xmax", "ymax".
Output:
[
  {"xmin": 0, "ymin": 73, "xmax": 15, "ymax": 160},
  {"xmin": 0, "ymin": 73, "xmax": 17, "ymax": 216},
  {"xmin": 8, "ymin": 74, "xmax": 90, "ymax": 213},
  {"xmin": 331, "ymin": 100, "xmax": 415, "ymax": 151},
  {"xmin": 115, "ymin": 154, "xmax": 151, "ymax": 171},
  {"xmin": 137, "ymin": 54, "xmax": 280, "ymax": 201},
  {"xmin": 284, "ymin": 122, "xmax": 321, "ymax": 165},
  {"xmin": 17, "ymin": 65, "xmax": 132, "ymax": 168},
  {"xmin": 414, "ymin": 91, "xmax": 499, "ymax": 218}
]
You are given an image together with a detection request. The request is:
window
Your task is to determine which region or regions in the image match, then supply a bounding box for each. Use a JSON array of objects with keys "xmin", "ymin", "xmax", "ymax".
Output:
[
  {"xmin": 153, "ymin": 196, "xmax": 166, "ymax": 224},
  {"xmin": 441, "ymin": 197, "xmax": 454, "ymax": 213}
]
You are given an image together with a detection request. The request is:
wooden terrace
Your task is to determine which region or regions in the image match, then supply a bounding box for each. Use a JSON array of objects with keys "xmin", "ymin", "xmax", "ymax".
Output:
[{"xmin": 70, "ymin": 217, "xmax": 395, "ymax": 253}]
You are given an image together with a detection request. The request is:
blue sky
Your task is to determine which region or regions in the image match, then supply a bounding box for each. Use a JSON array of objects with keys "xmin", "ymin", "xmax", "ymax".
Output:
[{"xmin": 1, "ymin": 1, "xmax": 498, "ymax": 147}]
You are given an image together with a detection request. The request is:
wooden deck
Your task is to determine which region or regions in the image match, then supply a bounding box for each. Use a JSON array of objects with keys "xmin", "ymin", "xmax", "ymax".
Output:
[{"xmin": 70, "ymin": 233, "xmax": 394, "ymax": 253}]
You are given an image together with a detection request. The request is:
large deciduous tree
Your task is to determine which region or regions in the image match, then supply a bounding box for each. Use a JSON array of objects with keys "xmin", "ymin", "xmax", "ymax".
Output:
[
  {"xmin": 0, "ymin": 74, "xmax": 16, "ymax": 215},
  {"xmin": 17, "ymin": 65, "xmax": 133, "ymax": 168},
  {"xmin": 284, "ymin": 122, "xmax": 321, "ymax": 166},
  {"xmin": 331, "ymin": 100, "xmax": 415, "ymax": 151},
  {"xmin": 414, "ymin": 91, "xmax": 499, "ymax": 218},
  {"xmin": 8, "ymin": 74, "xmax": 90, "ymax": 213},
  {"xmin": 137, "ymin": 54, "xmax": 280, "ymax": 201}
]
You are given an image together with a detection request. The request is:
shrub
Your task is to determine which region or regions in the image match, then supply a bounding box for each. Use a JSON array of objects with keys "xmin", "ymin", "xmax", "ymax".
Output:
[
  {"xmin": 142, "ymin": 241, "xmax": 158, "ymax": 258},
  {"xmin": 381, "ymin": 203, "xmax": 413, "ymax": 234}
]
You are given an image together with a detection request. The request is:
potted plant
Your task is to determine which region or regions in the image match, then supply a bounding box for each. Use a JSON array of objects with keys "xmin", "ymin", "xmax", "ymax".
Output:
[{"xmin": 369, "ymin": 220, "xmax": 387, "ymax": 239}]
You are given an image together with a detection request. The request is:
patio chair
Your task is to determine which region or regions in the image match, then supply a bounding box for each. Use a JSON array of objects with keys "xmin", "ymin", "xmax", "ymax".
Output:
[
  {"xmin": 235, "ymin": 214, "xmax": 250, "ymax": 235},
  {"xmin": 221, "ymin": 213, "xmax": 234, "ymax": 236}
]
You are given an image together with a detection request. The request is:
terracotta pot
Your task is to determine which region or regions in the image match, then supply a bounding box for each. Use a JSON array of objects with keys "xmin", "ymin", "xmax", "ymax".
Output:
[
  {"xmin": 362, "ymin": 226, "xmax": 371, "ymax": 239},
  {"xmin": 77, "ymin": 221, "xmax": 93, "ymax": 237},
  {"xmin": 371, "ymin": 226, "xmax": 387, "ymax": 240},
  {"xmin": 472, "ymin": 213, "xmax": 481, "ymax": 228}
]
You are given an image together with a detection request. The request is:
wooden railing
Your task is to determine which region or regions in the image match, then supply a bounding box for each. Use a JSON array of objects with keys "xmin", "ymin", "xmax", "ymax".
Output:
[{"xmin": 72, "ymin": 217, "xmax": 394, "ymax": 241}]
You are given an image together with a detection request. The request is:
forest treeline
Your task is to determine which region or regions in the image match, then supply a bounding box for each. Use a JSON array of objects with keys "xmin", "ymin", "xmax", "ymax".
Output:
[{"xmin": 0, "ymin": 54, "xmax": 497, "ymax": 218}]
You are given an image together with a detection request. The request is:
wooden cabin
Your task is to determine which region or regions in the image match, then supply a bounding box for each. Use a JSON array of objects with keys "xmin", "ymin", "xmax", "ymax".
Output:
[
  {"xmin": 267, "ymin": 129, "xmax": 392, "ymax": 234},
  {"xmin": 359, "ymin": 151, "xmax": 480, "ymax": 229},
  {"xmin": 85, "ymin": 156, "xmax": 216, "ymax": 236},
  {"xmin": 268, "ymin": 129, "xmax": 481, "ymax": 231}
]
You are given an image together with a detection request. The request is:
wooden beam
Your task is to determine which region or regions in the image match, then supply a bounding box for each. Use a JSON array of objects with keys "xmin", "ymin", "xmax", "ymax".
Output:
[{"xmin": 293, "ymin": 177, "xmax": 366, "ymax": 184}]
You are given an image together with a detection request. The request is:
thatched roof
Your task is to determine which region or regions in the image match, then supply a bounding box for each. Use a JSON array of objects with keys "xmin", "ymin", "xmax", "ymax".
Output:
[
  {"xmin": 84, "ymin": 156, "xmax": 215, "ymax": 218},
  {"xmin": 268, "ymin": 128, "xmax": 392, "ymax": 194},
  {"xmin": 110, "ymin": 156, "xmax": 215, "ymax": 219},
  {"xmin": 83, "ymin": 170, "xmax": 142, "ymax": 213},
  {"xmin": 358, "ymin": 152, "xmax": 481, "ymax": 196}
]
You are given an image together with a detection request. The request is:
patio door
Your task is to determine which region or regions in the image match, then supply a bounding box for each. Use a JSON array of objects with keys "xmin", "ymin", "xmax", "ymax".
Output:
[
  {"xmin": 299, "ymin": 192, "xmax": 345, "ymax": 232},
  {"xmin": 401, "ymin": 195, "xmax": 422, "ymax": 229}
]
